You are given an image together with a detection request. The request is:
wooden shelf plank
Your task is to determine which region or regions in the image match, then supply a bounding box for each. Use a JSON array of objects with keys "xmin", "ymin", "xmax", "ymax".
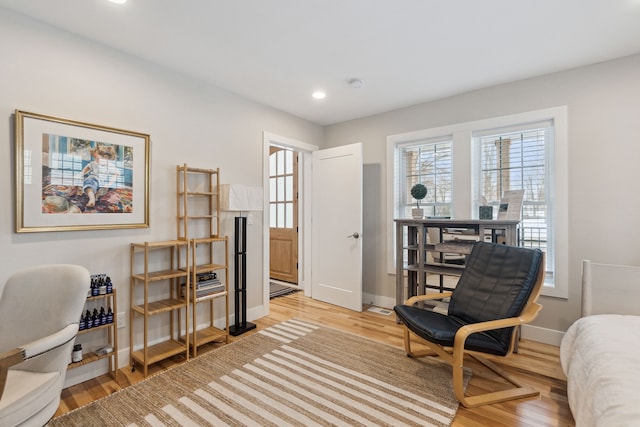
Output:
[
  {"xmin": 191, "ymin": 236, "xmax": 227, "ymax": 244},
  {"xmin": 77, "ymin": 322, "xmax": 114, "ymax": 335},
  {"xmin": 182, "ymin": 326, "xmax": 227, "ymax": 349},
  {"xmin": 180, "ymin": 165, "xmax": 219, "ymax": 174},
  {"xmin": 184, "ymin": 215, "xmax": 214, "ymax": 219},
  {"xmin": 131, "ymin": 298, "xmax": 187, "ymax": 315},
  {"xmin": 193, "ymin": 263, "xmax": 226, "ymax": 273},
  {"xmin": 131, "ymin": 240, "xmax": 188, "ymax": 250},
  {"xmin": 176, "ymin": 190, "xmax": 216, "ymax": 196},
  {"xmin": 85, "ymin": 292, "xmax": 116, "ymax": 302},
  {"xmin": 68, "ymin": 350, "xmax": 114, "ymax": 369},
  {"xmin": 131, "ymin": 339, "xmax": 187, "ymax": 366},
  {"xmin": 131, "ymin": 269, "xmax": 188, "ymax": 282},
  {"xmin": 192, "ymin": 290, "xmax": 227, "ymax": 303}
]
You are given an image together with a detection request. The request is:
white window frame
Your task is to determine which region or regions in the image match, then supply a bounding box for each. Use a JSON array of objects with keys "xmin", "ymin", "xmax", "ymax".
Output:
[
  {"xmin": 395, "ymin": 136, "xmax": 454, "ymax": 220},
  {"xmin": 387, "ymin": 106, "xmax": 568, "ymax": 298},
  {"xmin": 472, "ymin": 120, "xmax": 555, "ymax": 286}
]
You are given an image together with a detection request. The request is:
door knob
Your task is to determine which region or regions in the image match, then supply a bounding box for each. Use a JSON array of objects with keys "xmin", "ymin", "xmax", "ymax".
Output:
[{"xmin": 347, "ymin": 232, "xmax": 360, "ymax": 239}]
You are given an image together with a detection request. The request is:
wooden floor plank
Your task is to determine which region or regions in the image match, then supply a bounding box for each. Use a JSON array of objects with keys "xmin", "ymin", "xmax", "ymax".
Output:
[{"xmin": 56, "ymin": 292, "xmax": 575, "ymax": 425}]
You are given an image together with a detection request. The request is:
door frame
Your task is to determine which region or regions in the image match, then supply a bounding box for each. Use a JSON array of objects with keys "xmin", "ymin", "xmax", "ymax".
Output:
[
  {"xmin": 268, "ymin": 145, "xmax": 299, "ymax": 284},
  {"xmin": 262, "ymin": 132, "xmax": 318, "ymax": 315}
]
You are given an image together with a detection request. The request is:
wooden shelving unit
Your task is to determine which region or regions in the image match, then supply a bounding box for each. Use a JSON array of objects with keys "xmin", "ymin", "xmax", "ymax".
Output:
[
  {"xmin": 69, "ymin": 290, "xmax": 119, "ymax": 383},
  {"xmin": 182, "ymin": 236, "xmax": 229, "ymax": 356},
  {"xmin": 129, "ymin": 240, "xmax": 189, "ymax": 377},
  {"xmin": 176, "ymin": 164, "xmax": 220, "ymax": 240},
  {"xmin": 176, "ymin": 164, "xmax": 229, "ymax": 357},
  {"xmin": 394, "ymin": 218, "xmax": 520, "ymax": 307}
]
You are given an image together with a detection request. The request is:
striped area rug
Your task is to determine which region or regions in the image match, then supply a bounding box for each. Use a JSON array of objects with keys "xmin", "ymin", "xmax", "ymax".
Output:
[{"xmin": 50, "ymin": 320, "xmax": 469, "ymax": 426}]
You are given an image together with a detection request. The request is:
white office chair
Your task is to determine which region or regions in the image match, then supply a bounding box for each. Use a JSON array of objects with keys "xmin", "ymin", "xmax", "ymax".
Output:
[{"xmin": 0, "ymin": 264, "xmax": 90, "ymax": 427}]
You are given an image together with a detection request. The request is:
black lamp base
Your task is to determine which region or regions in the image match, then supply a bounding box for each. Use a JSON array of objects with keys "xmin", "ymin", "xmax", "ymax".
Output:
[
  {"xmin": 230, "ymin": 216, "xmax": 255, "ymax": 337},
  {"xmin": 229, "ymin": 322, "xmax": 256, "ymax": 336}
]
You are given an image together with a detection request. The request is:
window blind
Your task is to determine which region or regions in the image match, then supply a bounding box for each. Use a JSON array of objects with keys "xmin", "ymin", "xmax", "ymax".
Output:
[
  {"xmin": 475, "ymin": 122, "xmax": 553, "ymax": 278},
  {"xmin": 399, "ymin": 138, "xmax": 453, "ymax": 218}
]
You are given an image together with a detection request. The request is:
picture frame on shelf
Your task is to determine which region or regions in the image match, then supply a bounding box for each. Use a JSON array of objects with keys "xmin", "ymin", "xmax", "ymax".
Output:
[
  {"xmin": 479, "ymin": 205, "xmax": 493, "ymax": 220},
  {"xmin": 497, "ymin": 189, "xmax": 524, "ymax": 220},
  {"xmin": 15, "ymin": 110, "xmax": 150, "ymax": 232}
]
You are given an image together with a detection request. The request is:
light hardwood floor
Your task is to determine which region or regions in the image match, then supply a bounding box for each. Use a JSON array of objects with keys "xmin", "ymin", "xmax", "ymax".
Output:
[{"xmin": 57, "ymin": 292, "xmax": 575, "ymax": 426}]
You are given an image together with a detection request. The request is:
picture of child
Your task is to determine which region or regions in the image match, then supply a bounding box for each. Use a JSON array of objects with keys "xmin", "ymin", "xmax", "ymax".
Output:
[{"xmin": 82, "ymin": 143, "xmax": 120, "ymax": 208}]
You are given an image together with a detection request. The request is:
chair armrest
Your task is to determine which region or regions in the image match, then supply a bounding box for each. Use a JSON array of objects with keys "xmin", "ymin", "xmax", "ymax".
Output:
[
  {"xmin": 406, "ymin": 291, "xmax": 453, "ymax": 306},
  {"xmin": 21, "ymin": 323, "xmax": 79, "ymax": 359},
  {"xmin": 0, "ymin": 323, "xmax": 78, "ymax": 400},
  {"xmin": 453, "ymin": 303, "xmax": 543, "ymax": 350}
]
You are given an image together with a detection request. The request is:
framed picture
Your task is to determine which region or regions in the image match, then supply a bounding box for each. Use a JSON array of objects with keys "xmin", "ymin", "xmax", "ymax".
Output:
[{"xmin": 15, "ymin": 110, "xmax": 150, "ymax": 233}]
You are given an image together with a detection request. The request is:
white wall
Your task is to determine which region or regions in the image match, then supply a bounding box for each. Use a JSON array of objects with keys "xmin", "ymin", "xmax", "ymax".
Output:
[
  {"xmin": 325, "ymin": 53, "xmax": 640, "ymax": 335},
  {"xmin": 0, "ymin": 8, "xmax": 323, "ymax": 379}
]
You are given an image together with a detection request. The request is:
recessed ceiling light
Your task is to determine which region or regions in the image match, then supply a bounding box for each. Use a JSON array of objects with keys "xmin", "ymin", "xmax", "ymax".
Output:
[
  {"xmin": 312, "ymin": 91, "xmax": 326, "ymax": 100},
  {"xmin": 108, "ymin": 0, "xmax": 127, "ymax": 4}
]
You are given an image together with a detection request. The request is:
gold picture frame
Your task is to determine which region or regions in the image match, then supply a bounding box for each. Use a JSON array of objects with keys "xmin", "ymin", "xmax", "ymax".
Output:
[{"xmin": 15, "ymin": 110, "xmax": 150, "ymax": 233}]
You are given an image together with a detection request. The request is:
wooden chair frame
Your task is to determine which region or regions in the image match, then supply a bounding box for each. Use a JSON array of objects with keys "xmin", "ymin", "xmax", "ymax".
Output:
[
  {"xmin": 401, "ymin": 255, "xmax": 545, "ymax": 408},
  {"xmin": 0, "ymin": 349, "xmax": 23, "ymax": 399}
]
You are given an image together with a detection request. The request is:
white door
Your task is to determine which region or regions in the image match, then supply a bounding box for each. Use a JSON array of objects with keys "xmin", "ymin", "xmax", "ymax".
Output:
[{"xmin": 311, "ymin": 143, "xmax": 363, "ymax": 311}]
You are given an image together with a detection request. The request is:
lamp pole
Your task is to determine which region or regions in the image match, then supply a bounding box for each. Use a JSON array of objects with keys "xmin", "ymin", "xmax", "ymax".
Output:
[{"xmin": 229, "ymin": 215, "xmax": 256, "ymax": 336}]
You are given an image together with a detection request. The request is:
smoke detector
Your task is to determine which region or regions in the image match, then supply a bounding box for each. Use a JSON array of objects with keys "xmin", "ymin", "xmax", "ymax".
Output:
[{"xmin": 349, "ymin": 78, "xmax": 364, "ymax": 89}]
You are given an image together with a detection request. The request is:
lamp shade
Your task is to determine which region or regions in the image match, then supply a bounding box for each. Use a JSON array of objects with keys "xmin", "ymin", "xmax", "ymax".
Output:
[{"xmin": 220, "ymin": 184, "xmax": 263, "ymax": 211}]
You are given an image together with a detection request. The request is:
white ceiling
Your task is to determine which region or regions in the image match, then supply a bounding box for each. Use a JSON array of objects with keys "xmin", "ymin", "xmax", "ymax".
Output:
[{"xmin": 2, "ymin": 0, "xmax": 640, "ymax": 125}]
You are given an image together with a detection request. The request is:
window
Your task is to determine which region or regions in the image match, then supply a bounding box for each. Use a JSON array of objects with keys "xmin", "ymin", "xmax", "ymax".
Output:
[
  {"xmin": 473, "ymin": 121, "xmax": 555, "ymax": 283},
  {"xmin": 395, "ymin": 137, "xmax": 453, "ymax": 219},
  {"xmin": 269, "ymin": 147, "xmax": 296, "ymax": 229},
  {"xmin": 387, "ymin": 107, "xmax": 568, "ymax": 298}
]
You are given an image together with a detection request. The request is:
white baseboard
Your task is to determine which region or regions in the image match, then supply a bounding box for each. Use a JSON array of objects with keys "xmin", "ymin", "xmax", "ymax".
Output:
[
  {"xmin": 363, "ymin": 292, "xmax": 396, "ymax": 310},
  {"xmin": 521, "ymin": 324, "xmax": 564, "ymax": 346},
  {"xmin": 246, "ymin": 304, "xmax": 267, "ymax": 323}
]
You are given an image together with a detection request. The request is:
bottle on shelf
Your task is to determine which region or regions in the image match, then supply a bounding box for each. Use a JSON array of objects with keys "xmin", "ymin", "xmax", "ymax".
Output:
[
  {"xmin": 71, "ymin": 344, "xmax": 83, "ymax": 363},
  {"xmin": 85, "ymin": 309, "xmax": 93, "ymax": 329}
]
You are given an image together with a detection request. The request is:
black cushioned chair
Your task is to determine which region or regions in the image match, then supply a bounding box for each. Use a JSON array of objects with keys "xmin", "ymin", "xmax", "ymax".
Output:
[{"xmin": 394, "ymin": 241, "xmax": 545, "ymax": 408}]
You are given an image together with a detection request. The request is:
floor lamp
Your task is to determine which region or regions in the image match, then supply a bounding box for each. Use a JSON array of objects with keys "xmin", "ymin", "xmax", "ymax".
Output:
[{"xmin": 221, "ymin": 184, "xmax": 263, "ymax": 336}]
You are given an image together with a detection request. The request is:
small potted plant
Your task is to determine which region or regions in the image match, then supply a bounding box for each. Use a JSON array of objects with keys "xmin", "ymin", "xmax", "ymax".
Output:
[{"xmin": 410, "ymin": 183, "xmax": 427, "ymax": 219}]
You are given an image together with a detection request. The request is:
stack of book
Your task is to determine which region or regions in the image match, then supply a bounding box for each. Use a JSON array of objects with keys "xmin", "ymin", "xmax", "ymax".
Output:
[{"xmin": 182, "ymin": 272, "xmax": 225, "ymax": 300}]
